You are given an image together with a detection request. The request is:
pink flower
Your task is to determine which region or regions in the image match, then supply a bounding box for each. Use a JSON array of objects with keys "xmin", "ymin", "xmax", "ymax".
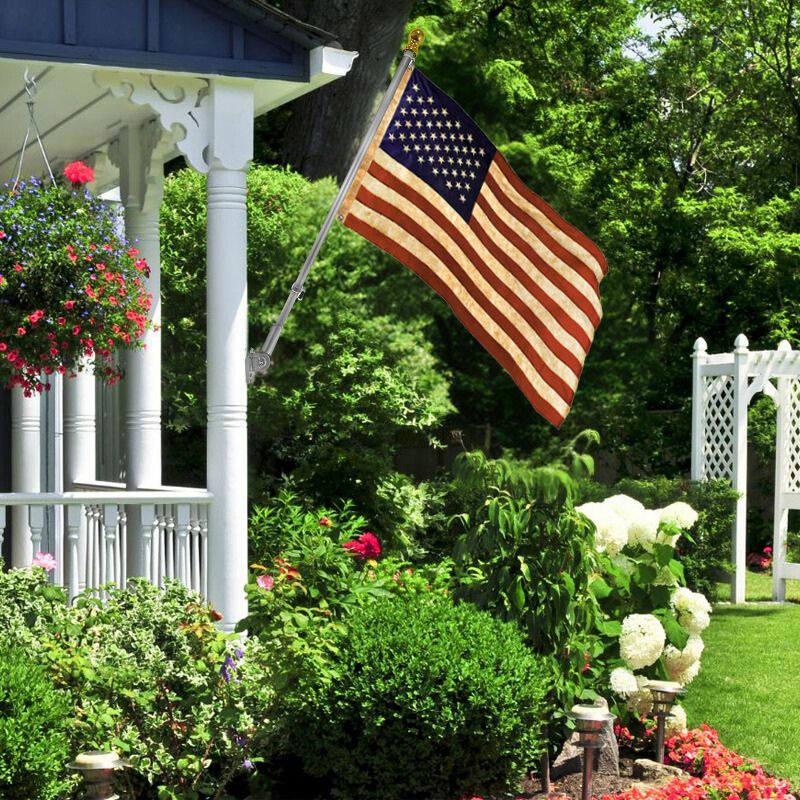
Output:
[
  {"xmin": 32, "ymin": 551, "xmax": 56, "ymax": 572},
  {"xmin": 319, "ymin": 516, "xmax": 332, "ymax": 527},
  {"xmin": 64, "ymin": 160, "xmax": 95, "ymax": 185},
  {"xmin": 256, "ymin": 574, "xmax": 274, "ymax": 591},
  {"xmin": 763, "ymin": 546, "xmax": 773, "ymax": 556}
]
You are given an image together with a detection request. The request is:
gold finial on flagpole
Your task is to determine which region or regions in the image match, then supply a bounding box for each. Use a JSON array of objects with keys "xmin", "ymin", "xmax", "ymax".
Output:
[{"xmin": 404, "ymin": 28, "xmax": 425, "ymax": 57}]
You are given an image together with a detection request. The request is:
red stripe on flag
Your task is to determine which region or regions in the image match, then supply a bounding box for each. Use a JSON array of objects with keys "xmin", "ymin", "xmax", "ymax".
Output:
[
  {"xmin": 355, "ymin": 178, "xmax": 577, "ymax": 403},
  {"xmin": 467, "ymin": 210, "xmax": 593, "ymax": 353},
  {"xmin": 474, "ymin": 191, "xmax": 601, "ymax": 328},
  {"xmin": 493, "ymin": 152, "xmax": 608, "ymax": 276},
  {"xmin": 482, "ymin": 169, "xmax": 601, "ymax": 298},
  {"xmin": 343, "ymin": 211, "xmax": 568, "ymax": 427},
  {"xmin": 368, "ymin": 162, "xmax": 586, "ymax": 376}
]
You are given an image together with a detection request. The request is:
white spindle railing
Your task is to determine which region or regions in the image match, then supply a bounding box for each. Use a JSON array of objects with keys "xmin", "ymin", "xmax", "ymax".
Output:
[{"xmin": 0, "ymin": 488, "xmax": 212, "ymax": 601}]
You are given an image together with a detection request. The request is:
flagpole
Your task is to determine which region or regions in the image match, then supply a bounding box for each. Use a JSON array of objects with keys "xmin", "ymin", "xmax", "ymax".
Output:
[{"xmin": 246, "ymin": 28, "xmax": 425, "ymax": 383}]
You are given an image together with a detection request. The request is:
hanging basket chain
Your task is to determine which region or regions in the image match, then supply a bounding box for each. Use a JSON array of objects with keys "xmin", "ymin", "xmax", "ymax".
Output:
[{"xmin": 12, "ymin": 69, "xmax": 55, "ymax": 191}]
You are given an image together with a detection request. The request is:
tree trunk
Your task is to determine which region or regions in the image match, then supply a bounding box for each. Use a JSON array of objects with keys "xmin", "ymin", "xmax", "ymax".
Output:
[{"xmin": 278, "ymin": 0, "xmax": 415, "ymax": 181}]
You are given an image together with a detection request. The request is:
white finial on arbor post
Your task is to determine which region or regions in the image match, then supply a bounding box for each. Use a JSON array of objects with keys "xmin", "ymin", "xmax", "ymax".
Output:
[{"xmin": 691, "ymin": 338, "xmax": 709, "ymax": 481}]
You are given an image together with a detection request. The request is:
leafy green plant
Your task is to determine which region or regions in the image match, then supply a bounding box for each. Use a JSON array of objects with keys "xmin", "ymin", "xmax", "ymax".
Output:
[
  {"xmin": 286, "ymin": 595, "xmax": 553, "ymax": 800},
  {"xmin": 249, "ymin": 485, "xmax": 368, "ymax": 564},
  {"xmin": 0, "ymin": 645, "xmax": 75, "ymax": 800},
  {"xmin": 449, "ymin": 451, "xmax": 601, "ymax": 727}
]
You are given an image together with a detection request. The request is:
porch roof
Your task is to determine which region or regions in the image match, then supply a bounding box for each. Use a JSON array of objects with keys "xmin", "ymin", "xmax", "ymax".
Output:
[{"xmin": 0, "ymin": 0, "xmax": 357, "ymax": 187}]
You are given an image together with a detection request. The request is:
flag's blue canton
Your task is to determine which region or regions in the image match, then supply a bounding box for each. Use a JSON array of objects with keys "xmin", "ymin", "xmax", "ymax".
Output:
[{"xmin": 379, "ymin": 71, "xmax": 496, "ymax": 223}]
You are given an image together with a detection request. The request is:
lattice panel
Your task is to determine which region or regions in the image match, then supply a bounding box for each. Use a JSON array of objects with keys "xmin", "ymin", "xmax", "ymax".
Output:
[
  {"xmin": 786, "ymin": 378, "xmax": 800, "ymax": 492},
  {"xmin": 701, "ymin": 375, "xmax": 735, "ymax": 480}
]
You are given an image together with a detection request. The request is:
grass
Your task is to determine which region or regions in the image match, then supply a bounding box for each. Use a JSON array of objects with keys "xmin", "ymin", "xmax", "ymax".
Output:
[
  {"xmin": 682, "ymin": 600, "xmax": 800, "ymax": 789},
  {"xmin": 713, "ymin": 569, "xmax": 800, "ymax": 602}
]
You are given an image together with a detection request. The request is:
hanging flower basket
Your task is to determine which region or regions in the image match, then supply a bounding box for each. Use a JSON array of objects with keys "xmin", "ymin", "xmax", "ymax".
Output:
[{"xmin": 0, "ymin": 161, "xmax": 152, "ymax": 395}]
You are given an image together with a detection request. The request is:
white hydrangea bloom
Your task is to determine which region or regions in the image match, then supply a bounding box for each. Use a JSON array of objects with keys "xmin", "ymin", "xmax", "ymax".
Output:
[
  {"xmin": 625, "ymin": 674, "xmax": 653, "ymax": 716},
  {"xmin": 619, "ymin": 613, "xmax": 666, "ymax": 669},
  {"xmin": 680, "ymin": 609, "xmax": 711, "ymax": 635},
  {"xmin": 658, "ymin": 502, "xmax": 699, "ymax": 530},
  {"xmin": 664, "ymin": 635, "xmax": 704, "ymax": 683},
  {"xmin": 603, "ymin": 494, "xmax": 645, "ymax": 521},
  {"xmin": 627, "ymin": 509, "xmax": 661, "ymax": 552},
  {"xmin": 669, "ymin": 659, "xmax": 701, "ymax": 686},
  {"xmin": 576, "ymin": 502, "xmax": 629, "ymax": 557},
  {"xmin": 610, "ymin": 666, "xmax": 639, "ymax": 698},
  {"xmin": 665, "ymin": 704, "xmax": 688, "ymax": 736}
]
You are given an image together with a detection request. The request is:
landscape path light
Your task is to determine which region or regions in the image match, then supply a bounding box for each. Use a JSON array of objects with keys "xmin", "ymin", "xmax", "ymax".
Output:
[
  {"xmin": 647, "ymin": 679, "xmax": 685, "ymax": 764},
  {"xmin": 569, "ymin": 703, "xmax": 616, "ymax": 800},
  {"xmin": 67, "ymin": 750, "xmax": 128, "ymax": 800}
]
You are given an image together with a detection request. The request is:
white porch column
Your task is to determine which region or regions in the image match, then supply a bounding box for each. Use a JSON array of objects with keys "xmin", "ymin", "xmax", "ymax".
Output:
[
  {"xmin": 205, "ymin": 79, "xmax": 254, "ymax": 630},
  {"xmin": 11, "ymin": 388, "xmax": 40, "ymax": 567},
  {"xmin": 63, "ymin": 368, "xmax": 96, "ymax": 594},
  {"xmin": 116, "ymin": 123, "xmax": 164, "ymax": 581}
]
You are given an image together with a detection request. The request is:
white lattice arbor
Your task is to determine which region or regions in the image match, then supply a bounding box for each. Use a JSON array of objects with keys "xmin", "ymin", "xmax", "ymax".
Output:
[{"xmin": 691, "ymin": 335, "xmax": 800, "ymax": 603}]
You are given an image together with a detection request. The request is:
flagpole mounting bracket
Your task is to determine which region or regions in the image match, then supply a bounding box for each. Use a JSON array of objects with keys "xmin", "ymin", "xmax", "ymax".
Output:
[{"xmin": 246, "ymin": 350, "xmax": 271, "ymax": 383}]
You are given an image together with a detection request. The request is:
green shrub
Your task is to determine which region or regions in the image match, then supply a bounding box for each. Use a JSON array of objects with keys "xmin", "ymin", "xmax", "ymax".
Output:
[
  {"xmin": 580, "ymin": 476, "xmax": 737, "ymax": 596},
  {"xmin": 287, "ymin": 596, "xmax": 552, "ymax": 800},
  {"xmin": 0, "ymin": 646, "xmax": 74, "ymax": 800}
]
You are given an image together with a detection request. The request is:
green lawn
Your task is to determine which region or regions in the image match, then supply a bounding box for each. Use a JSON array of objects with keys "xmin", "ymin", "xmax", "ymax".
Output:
[
  {"xmin": 713, "ymin": 569, "xmax": 800, "ymax": 602},
  {"xmin": 682, "ymin": 602, "xmax": 800, "ymax": 789}
]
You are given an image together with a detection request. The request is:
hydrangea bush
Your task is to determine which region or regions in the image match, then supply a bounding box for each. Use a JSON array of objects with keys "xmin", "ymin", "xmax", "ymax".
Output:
[
  {"xmin": 0, "ymin": 162, "xmax": 152, "ymax": 394},
  {"xmin": 578, "ymin": 494, "xmax": 711, "ymax": 731}
]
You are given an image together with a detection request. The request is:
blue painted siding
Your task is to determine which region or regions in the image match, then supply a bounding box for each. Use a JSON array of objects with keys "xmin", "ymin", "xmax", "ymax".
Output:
[{"xmin": 0, "ymin": 0, "xmax": 310, "ymax": 81}]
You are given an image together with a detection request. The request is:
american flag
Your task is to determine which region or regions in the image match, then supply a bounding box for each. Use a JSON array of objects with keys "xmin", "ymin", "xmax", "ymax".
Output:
[{"xmin": 339, "ymin": 69, "xmax": 607, "ymax": 427}]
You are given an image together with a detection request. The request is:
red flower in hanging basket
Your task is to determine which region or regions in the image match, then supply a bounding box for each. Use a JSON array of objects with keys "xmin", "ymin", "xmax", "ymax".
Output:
[
  {"xmin": 63, "ymin": 160, "xmax": 95, "ymax": 186},
  {"xmin": 0, "ymin": 167, "xmax": 153, "ymax": 395}
]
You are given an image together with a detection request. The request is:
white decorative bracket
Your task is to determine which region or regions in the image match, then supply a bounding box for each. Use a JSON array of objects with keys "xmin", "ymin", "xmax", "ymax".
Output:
[
  {"xmin": 94, "ymin": 70, "xmax": 211, "ymax": 172},
  {"xmin": 108, "ymin": 119, "xmax": 165, "ymax": 213}
]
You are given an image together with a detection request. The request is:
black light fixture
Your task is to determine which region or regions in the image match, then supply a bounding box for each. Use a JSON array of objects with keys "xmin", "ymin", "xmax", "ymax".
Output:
[{"xmin": 647, "ymin": 680, "xmax": 685, "ymax": 763}]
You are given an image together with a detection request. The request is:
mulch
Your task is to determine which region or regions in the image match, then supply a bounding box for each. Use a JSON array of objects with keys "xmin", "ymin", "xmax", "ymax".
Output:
[{"xmin": 517, "ymin": 756, "xmax": 639, "ymax": 800}]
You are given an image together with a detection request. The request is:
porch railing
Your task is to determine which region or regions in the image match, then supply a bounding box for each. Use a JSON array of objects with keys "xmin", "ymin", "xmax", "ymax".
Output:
[{"xmin": 0, "ymin": 487, "xmax": 213, "ymax": 600}]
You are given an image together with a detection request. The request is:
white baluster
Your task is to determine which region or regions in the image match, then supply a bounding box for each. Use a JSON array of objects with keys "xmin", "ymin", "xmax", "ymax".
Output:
[
  {"xmin": 165, "ymin": 512, "xmax": 175, "ymax": 580},
  {"xmin": 103, "ymin": 504, "xmax": 118, "ymax": 590},
  {"xmin": 140, "ymin": 504, "xmax": 155, "ymax": 585},
  {"xmin": 190, "ymin": 506, "xmax": 201, "ymax": 593},
  {"xmin": 0, "ymin": 506, "xmax": 5, "ymax": 556},
  {"xmin": 118, "ymin": 509, "xmax": 127, "ymax": 589},
  {"xmin": 29, "ymin": 506, "xmax": 44, "ymax": 561},
  {"xmin": 201, "ymin": 511, "xmax": 209, "ymax": 599},
  {"xmin": 157, "ymin": 508, "xmax": 167, "ymax": 587},
  {"xmin": 66, "ymin": 506, "xmax": 82, "ymax": 602},
  {"xmin": 176, "ymin": 505, "xmax": 190, "ymax": 587}
]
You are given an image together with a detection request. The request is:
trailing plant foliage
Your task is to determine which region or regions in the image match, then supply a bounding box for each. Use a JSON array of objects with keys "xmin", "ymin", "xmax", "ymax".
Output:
[
  {"xmin": 581, "ymin": 477, "xmax": 737, "ymax": 597},
  {"xmin": 0, "ymin": 163, "xmax": 152, "ymax": 394},
  {"xmin": 284, "ymin": 595, "xmax": 553, "ymax": 800},
  {"xmin": 0, "ymin": 645, "xmax": 75, "ymax": 800},
  {"xmin": 449, "ymin": 450, "xmax": 601, "ymax": 731}
]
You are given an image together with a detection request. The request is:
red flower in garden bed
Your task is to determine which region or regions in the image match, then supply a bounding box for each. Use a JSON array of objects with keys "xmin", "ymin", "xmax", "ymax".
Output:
[
  {"xmin": 0, "ymin": 163, "xmax": 153, "ymax": 394},
  {"xmin": 342, "ymin": 531, "xmax": 381, "ymax": 560},
  {"xmin": 599, "ymin": 726, "xmax": 796, "ymax": 800}
]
